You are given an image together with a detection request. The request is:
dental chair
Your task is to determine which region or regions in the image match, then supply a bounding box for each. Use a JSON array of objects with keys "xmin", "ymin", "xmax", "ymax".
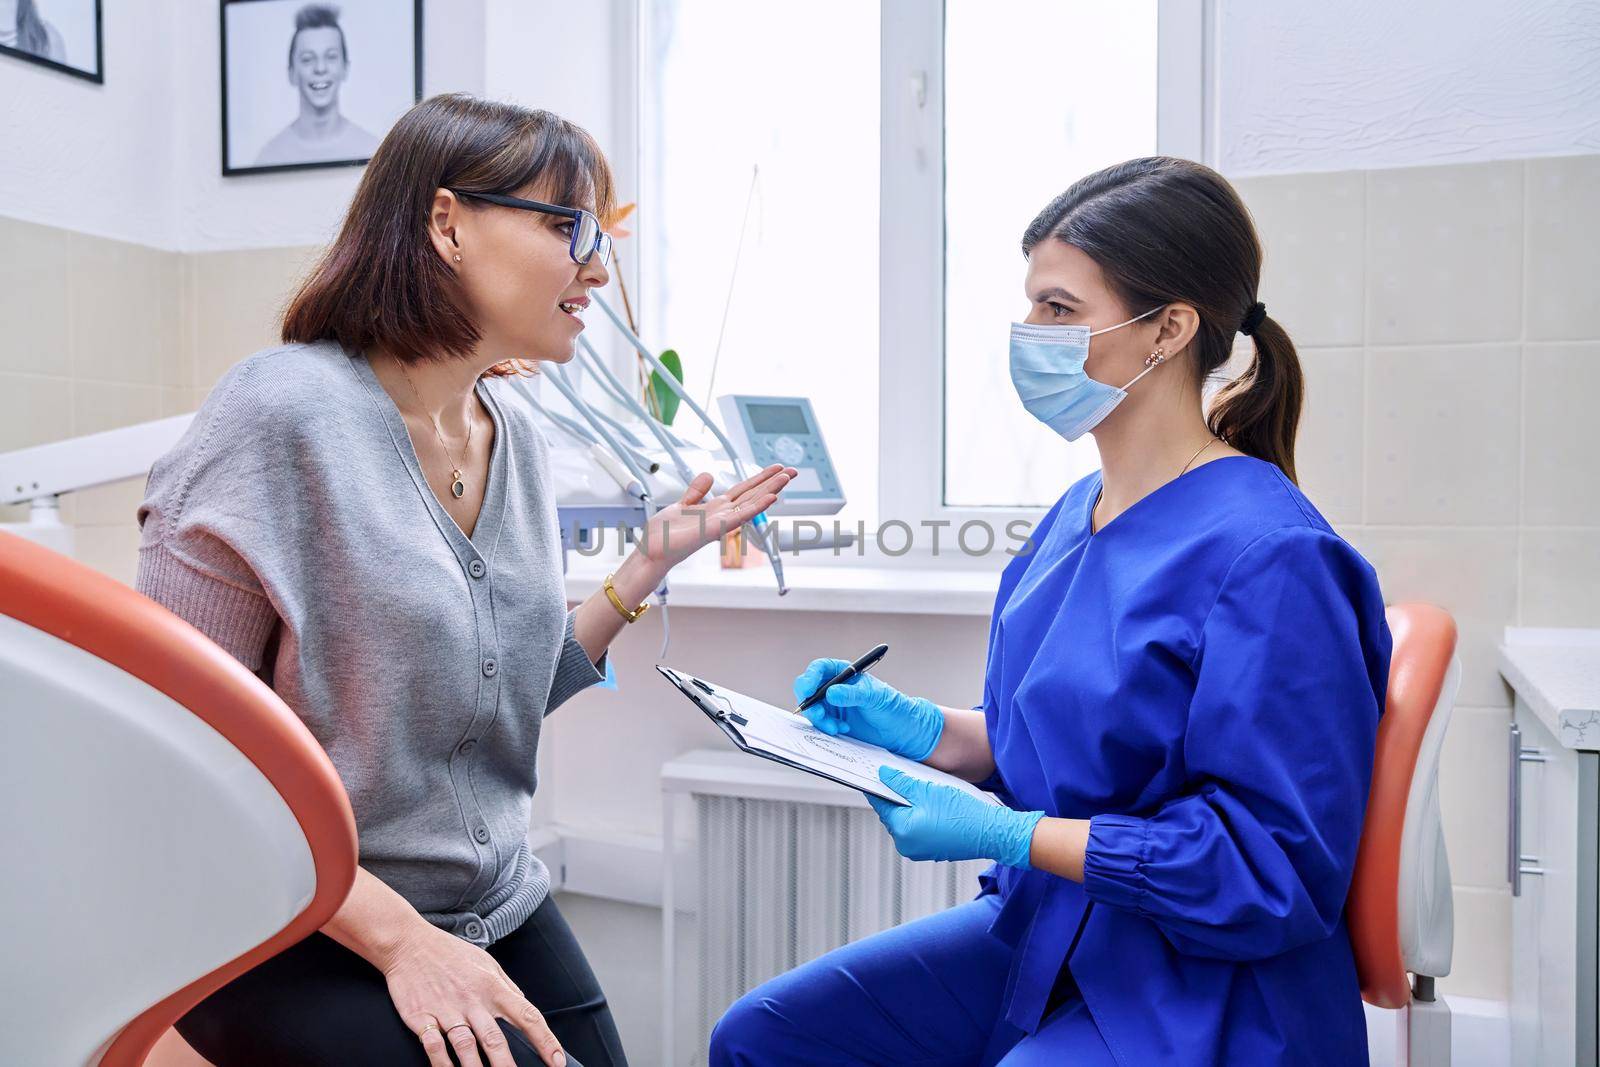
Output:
[
  {"xmin": 1350, "ymin": 603, "xmax": 1461, "ymax": 1067},
  {"xmin": 0, "ymin": 530, "xmax": 358, "ymax": 1066}
]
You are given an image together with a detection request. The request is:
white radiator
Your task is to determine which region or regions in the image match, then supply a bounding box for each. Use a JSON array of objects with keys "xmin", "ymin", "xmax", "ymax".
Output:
[{"xmin": 661, "ymin": 750, "xmax": 989, "ymax": 1065}]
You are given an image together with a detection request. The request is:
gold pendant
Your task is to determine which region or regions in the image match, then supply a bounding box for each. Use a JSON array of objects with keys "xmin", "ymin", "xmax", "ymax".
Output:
[{"xmin": 451, "ymin": 470, "xmax": 466, "ymax": 499}]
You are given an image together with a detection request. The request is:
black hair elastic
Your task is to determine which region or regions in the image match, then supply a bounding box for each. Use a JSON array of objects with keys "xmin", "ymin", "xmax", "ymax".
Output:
[{"xmin": 1240, "ymin": 301, "xmax": 1268, "ymax": 336}]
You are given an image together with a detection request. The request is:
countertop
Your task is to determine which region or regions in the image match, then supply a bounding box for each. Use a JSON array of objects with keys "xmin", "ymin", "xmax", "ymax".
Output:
[{"xmin": 1499, "ymin": 627, "xmax": 1600, "ymax": 752}]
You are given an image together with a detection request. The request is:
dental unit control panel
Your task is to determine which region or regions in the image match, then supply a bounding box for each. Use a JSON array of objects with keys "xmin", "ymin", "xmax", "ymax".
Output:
[{"xmin": 716, "ymin": 395, "xmax": 845, "ymax": 515}]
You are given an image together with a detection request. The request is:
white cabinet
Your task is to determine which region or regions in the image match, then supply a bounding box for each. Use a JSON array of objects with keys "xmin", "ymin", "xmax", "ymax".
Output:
[{"xmin": 1501, "ymin": 630, "xmax": 1600, "ymax": 1067}]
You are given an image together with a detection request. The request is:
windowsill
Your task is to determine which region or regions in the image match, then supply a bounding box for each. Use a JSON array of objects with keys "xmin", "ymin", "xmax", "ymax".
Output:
[{"xmin": 563, "ymin": 545, "xmax": 1003, "ymax": 617}]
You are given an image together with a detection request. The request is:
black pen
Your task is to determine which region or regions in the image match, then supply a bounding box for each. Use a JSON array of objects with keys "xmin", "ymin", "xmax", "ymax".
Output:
[{"xmin": 796, "ymin": 643, "xmax": 889, "ymax": 715}]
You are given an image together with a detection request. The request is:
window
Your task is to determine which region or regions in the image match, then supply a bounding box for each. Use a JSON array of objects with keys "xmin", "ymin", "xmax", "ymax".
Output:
[
  {"xmin": 645, "ymin": 1, "xmax": 1199, "ymax": 534},
  {"xmin": 942, "ymin": 1, "xmax": 1159, "ymax": 508},
  {"xmin": 641, "ymin": 0, "xmax": 881, "ymax": 523}
]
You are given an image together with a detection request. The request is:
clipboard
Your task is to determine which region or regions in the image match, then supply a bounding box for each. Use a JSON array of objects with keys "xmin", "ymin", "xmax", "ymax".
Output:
[{"xmin": 656, "ymin": 665, "xmax": 1004, "ymax": 808}]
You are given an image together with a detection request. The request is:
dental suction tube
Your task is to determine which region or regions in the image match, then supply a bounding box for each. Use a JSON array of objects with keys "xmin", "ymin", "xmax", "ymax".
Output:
[
  {"xmin": 593, "ymin": 295, "xmax": 752, "ymax": 481},
  {"xmin": 543, "ymin": 363, "xmax": 657, "ymax": 507},
  {"xmin": 577, "ymin": 336, "xmax": 696, "ymax": 485},
  {"xmin": 580, "ymin": 337, "xmax": 694, "ymax": 450},
  {"xmin": 511, "ymin": 379, "xmax": 600, "ymax": 447}
]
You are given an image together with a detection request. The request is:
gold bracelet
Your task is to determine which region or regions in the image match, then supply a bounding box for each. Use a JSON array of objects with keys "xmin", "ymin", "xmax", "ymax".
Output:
[{"xmin": 603, "ymin": 572, "xmax": 650, "ymax": 623}]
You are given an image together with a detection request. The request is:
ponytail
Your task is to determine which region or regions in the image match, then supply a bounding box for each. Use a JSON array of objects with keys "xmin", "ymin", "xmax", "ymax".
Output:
[
  {"xmin": 1023, "ymin": 157, "xmax": 1307, "ymax": 483},
  {"xmin": 1208, "ymin": 309, "xmax": 1304, "ymax": 484}
]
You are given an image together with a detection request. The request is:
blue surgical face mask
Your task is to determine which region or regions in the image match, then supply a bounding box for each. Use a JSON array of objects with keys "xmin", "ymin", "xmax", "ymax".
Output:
[{"xmin": 1008, "ymin": 305, "xmax": 1166, "ymax": 442}]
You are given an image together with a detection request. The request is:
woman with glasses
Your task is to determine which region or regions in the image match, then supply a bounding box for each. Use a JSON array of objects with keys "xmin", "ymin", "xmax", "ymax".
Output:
[{"xmin": 137, "ymin": 93, "xmax": 795, "ymax": 1067}]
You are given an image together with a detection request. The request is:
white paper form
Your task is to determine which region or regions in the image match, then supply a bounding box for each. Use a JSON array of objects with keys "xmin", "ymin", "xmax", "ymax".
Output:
[{"xmin": 657, "ymin": 666, "xmax": 1004, "ymax": 807}]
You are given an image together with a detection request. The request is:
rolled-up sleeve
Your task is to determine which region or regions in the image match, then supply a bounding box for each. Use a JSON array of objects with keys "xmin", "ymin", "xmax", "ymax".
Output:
[
  {"xmin": 1081, "ymin": 525, "xmax": 1389, "ymax": 961},
  {"xmin": 136, "ymin": 542, "xmax": 278, "ymax": 670},
  {"xmin": 543, "ymin": 609, "xmax": 606, "ymax": 715}
]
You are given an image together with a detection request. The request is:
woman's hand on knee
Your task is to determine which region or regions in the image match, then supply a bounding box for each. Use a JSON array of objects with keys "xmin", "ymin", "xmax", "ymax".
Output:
[{"xmin": 383, "ymin": 922, "xmax": 568, "ymax": 1067}]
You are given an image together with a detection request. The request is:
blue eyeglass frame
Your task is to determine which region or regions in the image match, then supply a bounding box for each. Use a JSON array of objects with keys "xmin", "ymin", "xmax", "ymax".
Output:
[{"xmin": 448, "ymin": 189, "xmax": 613, "ymax": 266}]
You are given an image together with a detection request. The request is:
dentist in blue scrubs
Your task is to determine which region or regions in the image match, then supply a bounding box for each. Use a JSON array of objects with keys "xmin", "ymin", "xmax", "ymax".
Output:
[{"xmin": 710, "ymin": 156, "xmax": 1392, "ymax": 1066}]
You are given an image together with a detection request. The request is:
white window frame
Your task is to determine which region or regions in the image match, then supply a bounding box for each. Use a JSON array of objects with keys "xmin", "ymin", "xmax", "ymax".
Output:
[{"xmin": 877, "ymin": 0, "xmax": 1214, "ymax": 536}]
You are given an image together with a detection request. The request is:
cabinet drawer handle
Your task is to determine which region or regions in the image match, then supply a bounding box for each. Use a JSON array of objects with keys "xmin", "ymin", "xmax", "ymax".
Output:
[{"xmin": 1508, "ymin": 725, "xmax": 1547, "ymax": 895}]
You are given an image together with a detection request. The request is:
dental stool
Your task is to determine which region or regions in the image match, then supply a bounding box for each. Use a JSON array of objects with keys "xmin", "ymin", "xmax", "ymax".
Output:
[
  {"xmin": 0, "ymin": 530, "xmax": 358, "ymax": 1066},
  {"xmin": 1349, "ymin": 603, "xmax": 1461, "ymax": 1067}
]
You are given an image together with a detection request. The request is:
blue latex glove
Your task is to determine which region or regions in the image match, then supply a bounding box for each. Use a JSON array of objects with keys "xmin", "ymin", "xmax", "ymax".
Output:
[
  {"xmin": 793, "ymin": 658, "xmax": 944, "ymax": 761},
  {"xmin": 866, "ymin": 767, "xmax": 1045, "ymax": 868}
]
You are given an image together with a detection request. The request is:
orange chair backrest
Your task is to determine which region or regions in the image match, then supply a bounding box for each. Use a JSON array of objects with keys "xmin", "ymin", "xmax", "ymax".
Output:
[
  {"xmin": 1347, "ymin": 602, "xmax": 1457, "ymax": 1009},
  {"xmin": 0, "ymin": 530, "xmax": 357, "ymax": 1067}
]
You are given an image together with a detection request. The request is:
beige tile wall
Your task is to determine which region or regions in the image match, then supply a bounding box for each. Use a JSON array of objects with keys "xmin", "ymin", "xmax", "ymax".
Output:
[
  {"xmin": 0, "ymin": 218, "xmax": 320, "ymax": 583},
  {"xmin": 1236, "ymin": 152, "xmax": 1600, "ymax": 1001},
  {"xmin": 1, "ymin": 152, "xmax": 1595, "ymax": 1007}
]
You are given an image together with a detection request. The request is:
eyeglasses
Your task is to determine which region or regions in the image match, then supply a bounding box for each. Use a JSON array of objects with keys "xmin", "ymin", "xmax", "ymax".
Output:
[{"xmin": 449, "ymin": 189, "xmax": 613, "ymax": 267}]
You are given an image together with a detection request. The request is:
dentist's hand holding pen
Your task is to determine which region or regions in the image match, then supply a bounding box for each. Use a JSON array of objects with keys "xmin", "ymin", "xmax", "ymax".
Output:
[{"xmin": 792, "ymin": 653, "xmax": 945, "ymax": 761}]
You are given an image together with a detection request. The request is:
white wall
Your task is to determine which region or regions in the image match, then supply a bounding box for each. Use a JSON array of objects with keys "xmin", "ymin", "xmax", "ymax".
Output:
[
  {"xmin": 0, "ymin": 0, "xmax": 487, "ymax": 252},
  {"xmin": 484, "ymin": 0, "xmax": 629, "ymax": 148},
  {"xmin": 1217, "ymin": 0, "xmax": 1600, "ymax": 176},
  {"xmin": 480, "ymin": 0, "xmax": 638, "ymax": 373},
  {"xmin": 0, "ymin": 2, "xmax": 179, "ymax": 248}
]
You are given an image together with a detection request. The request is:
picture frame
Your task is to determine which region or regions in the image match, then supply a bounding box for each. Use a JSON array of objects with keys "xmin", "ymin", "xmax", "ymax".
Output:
[
  {"xmin": 0, "ymin": 0, "xmax": 104, "ymax": 84},
  {"xmin": 220, "ymin": 0, "xmax": 423, "ymax": 177}
]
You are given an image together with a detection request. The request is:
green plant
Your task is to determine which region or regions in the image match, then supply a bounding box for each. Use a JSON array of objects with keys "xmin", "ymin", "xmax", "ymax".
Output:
[{"xmin": 650, "ymin": 349, "xmax": 684, "ymax": 425}]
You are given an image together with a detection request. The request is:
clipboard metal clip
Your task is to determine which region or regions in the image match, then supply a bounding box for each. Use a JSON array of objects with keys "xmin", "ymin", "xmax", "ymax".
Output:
[
  {"xmin": 670, "ymin": 669, "xmax": 748, "ymax": 727},
  {"xmin": 705, "ymin": 691, "xmax": 748, "ymax": 727}
]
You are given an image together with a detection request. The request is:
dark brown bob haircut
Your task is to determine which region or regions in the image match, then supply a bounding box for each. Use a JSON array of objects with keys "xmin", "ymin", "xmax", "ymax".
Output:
[{"xmin": 282, "ymin": 93, "xmax": 616, "ymax": 378}]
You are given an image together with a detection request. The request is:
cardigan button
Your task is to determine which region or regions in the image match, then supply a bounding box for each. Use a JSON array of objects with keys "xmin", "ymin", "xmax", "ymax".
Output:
[
  {"xmin": 463, "ymin": 919, "xmax": 484, "ymax": 940},
  {"xmin": 468, "ymin": 559, "xmax": 486, "ymax": 579},
  {"xmin": 482, "ymin": 657, "xmax": 497, "ymax": 677},
  {"xmin": 474, "ymin": 825, "xmax": 490, "ymax": 844}
]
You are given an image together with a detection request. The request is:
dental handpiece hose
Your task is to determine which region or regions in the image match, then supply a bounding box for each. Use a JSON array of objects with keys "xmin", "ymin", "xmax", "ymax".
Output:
[{"xmin": 748, "ymin": 511, "xmax": 786, "ymax": 594}]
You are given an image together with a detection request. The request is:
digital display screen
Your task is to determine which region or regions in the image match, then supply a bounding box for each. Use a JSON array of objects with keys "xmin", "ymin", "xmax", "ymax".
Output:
[{"xmin": 746, "ymin": 402, "xmax": 810, "ymax": 434}]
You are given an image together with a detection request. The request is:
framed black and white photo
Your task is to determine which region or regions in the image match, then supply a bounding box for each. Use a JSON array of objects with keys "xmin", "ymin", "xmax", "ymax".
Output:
[
  {"xmin": 221, "ymin": 0, "xmax": 422, "ymax": 177},
  {"xmin": 0, "ymin": 0, "xmax": 103, "ymax": 83}
]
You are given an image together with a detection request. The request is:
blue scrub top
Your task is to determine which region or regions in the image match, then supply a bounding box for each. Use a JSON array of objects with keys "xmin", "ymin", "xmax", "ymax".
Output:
[{"xmin": 977, "ymin": 455, "xmax": 1390, "ymax": 1065}]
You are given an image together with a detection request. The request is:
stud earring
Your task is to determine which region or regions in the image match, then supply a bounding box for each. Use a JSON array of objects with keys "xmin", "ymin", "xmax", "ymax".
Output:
[
  {"xmin": 453, "ymin": 254, "xmax": 462, "ymax": 263},
  {"xmin": 1144, "ymin": 347, "xmax": 1165, "ymax": 367}
]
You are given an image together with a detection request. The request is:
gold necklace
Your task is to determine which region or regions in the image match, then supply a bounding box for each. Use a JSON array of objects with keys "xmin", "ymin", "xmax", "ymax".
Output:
[
  {"xmin": 1093, "ymin": 435, "xmax": 1224, "ymax": 531},
  {"xmin": 1179, "ymin": 435, "xmax": 1220, "ymax": 476},
  {"xmin": 399, "ymin": 365, "xmax": 475, "ymax": 499}
]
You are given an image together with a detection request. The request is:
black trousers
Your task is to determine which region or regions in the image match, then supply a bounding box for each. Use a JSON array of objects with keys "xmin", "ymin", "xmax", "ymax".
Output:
[{"xmin": 177, "ymin": 896, "xmax": 628, "ymax": 1067}]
